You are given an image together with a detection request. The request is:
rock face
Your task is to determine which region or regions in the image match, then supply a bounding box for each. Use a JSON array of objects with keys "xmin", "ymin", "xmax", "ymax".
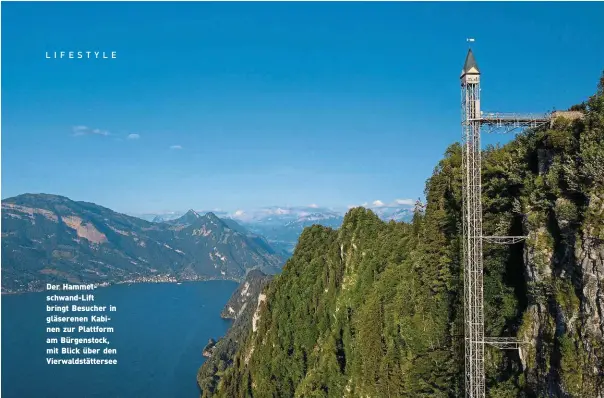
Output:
[
  {"xmin": 517, "ymin": 97, "xmax": 604, "ymax": 397},
  {"xmin": 520, "ymin": 190, "xmax": 604, "ymax": 397},
  {"xmin": 220, "ymin": 269, "xmax": 272, "ymax": 320},
  {"xmin": 203, "ymin": 338, "xmax": 217, "ymax": 358},
  {"xmin": 1, "ymin": 194, "xmax": 284, "ymax": 293}
]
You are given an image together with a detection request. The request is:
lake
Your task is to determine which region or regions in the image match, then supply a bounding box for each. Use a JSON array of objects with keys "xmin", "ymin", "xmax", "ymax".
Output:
[{"xmin": 1, "ymin": 281, "xmax": 238, "ymax": 398}]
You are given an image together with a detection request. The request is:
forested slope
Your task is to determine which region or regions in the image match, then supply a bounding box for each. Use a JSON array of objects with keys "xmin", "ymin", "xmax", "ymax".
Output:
[
  {"xmin": 200, "ymin": 75, "xmax": 604, "ymax": 397},
  {"xmin": 198, "ymin": 270, "xmax": 273, "ymax": 395}
]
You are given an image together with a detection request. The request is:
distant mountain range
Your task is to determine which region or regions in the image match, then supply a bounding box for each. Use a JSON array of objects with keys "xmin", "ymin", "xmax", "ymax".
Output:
[
  {"xmin": 1, "ymin": 193, "xmax": 415, "ymax": 293},
  {"xmin": 1, "ymin": 194, "xmax": 284, "ymax": 293},
  {"xmin": 132, "ymin": 205, "xmax": 414, "ymax": 254}
]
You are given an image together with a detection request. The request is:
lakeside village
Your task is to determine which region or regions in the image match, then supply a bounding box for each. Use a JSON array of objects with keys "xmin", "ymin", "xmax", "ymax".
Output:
[{"xmin": 3, "ymin": 272, "xmax": 244, "ymax": 295}]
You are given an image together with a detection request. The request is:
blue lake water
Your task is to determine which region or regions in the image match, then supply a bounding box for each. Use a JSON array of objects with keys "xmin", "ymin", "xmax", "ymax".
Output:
[{"xmin": 1, "ymin": 281, "xmax": 238, "ymax": 398}]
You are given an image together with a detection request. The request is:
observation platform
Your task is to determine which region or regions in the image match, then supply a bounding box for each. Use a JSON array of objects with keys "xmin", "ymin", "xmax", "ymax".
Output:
[{"xmin": 471, "ymin": 112, "xmax": 551, "ymax": 128}]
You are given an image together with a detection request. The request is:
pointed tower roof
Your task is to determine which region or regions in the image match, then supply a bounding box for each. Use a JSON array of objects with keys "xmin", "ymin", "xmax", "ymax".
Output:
[{"xmin": 461, "ymin": 49, "xmax": 480, "ymax": 77}]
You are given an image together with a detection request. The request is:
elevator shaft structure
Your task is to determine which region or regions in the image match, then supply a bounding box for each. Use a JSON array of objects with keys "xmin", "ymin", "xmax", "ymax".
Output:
[
  {"xmin": 461, "ymin": 49, "xmax": 486, "ymax": 398},
  {"xmin": 460, "ymin": 49, "xmax": 550, "ymax": 398}
]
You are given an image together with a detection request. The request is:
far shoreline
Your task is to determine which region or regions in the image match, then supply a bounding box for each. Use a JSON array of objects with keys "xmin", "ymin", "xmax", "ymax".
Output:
[{"xmin": 1, "ymin": 277, "xmax": 242, "ymax": 296}]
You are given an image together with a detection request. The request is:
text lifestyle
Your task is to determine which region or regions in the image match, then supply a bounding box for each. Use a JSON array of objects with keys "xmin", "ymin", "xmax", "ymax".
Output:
[{"xmin": 45, "ymin": 51, "xmax": 117, "ymax": 59}]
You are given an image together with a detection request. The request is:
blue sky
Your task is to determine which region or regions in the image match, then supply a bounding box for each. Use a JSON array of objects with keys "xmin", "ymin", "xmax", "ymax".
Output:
[{"xmin": 2, "ymin": 2, "xmax": 603, "ymax": 214}]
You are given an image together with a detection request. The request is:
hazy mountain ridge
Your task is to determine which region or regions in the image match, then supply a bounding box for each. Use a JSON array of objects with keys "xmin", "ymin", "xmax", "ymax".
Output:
[
  {"xmin": 237, "ymin": 208, "xmax": 345, "ymax": 255},
  {"xmin": 217, "ymin": 206, "xmax": 414, "ymax": 254},
  {"xmin": 131, "ymin": 205, "xmax": 413, "ymax": 255},
  {"xmin": 135, "ymin": 205, "xmax": 413, "ymax": 225},
  {"xmin": 1, "ymin": 194, "xmax": 284, "ymax": 294}
]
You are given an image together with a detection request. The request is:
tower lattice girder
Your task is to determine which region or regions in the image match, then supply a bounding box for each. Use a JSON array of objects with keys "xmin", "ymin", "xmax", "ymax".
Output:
[{"xmin": 459, "ymin": 48, "xmax": 548, "ymax": 398}]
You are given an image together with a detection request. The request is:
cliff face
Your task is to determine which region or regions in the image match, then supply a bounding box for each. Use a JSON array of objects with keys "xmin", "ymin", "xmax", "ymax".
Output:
[
  {"xmin": 220, "ymin": 270, "xmax": 272, "ymax": 320},
  {"xmin": 197, "ymin": 270, "xmax": 273, "ymax": 397},
  {"xmin": 200, "ymin": 76, "xmax": 604, "ymax": 398},
  {"xmin": 518, "ymin": 83, "xmax": 604, "ymax": 396}
]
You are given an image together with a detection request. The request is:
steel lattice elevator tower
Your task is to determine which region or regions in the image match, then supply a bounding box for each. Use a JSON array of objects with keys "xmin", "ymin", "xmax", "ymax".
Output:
[
  {"xmin": 459, "ymin": 48, "xmax": 550, "ymax": 397},
  {"xmin": 460, "ymin": 48, "xmax": 486, "ymax": 398}
]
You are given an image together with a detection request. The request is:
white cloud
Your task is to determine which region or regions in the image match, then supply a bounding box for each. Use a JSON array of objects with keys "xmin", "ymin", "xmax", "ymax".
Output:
[
  {"xmin": 72, "ymin": 125, "xmax": 110, "ymax": 137},
  {"xmin": 169, "ymin": 145, "xmax": 182, "ymax": 150},
  {"xmin": 394, "ymin": 198, "xmax": 414, "ymax": 206},
  {"xmin": 309, "ymin": 203, "xmax": 319, "ymax": 208},
  {"xmin": 127, "ymin": 133, "xmax": 140, "ymax": 140},
  {"xmin": 273, "ymin": 208, "xmax": 290, "ymax": 215},
  {"xmin": 372, "ymin": 200, "xmax": 385, "ymax": 207},
  {"xmin": 233, "ymin": 210, "xmax": 245, "ymax": 217},
  {"xmin": 350, "ymin": 198, "xmax": 416, "ymax": 210}
]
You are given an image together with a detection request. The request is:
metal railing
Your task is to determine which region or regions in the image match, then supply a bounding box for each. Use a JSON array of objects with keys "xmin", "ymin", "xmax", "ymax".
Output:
[{"xmin": 480, "ymin": 112, "xmax": 550, "ymax": 121}]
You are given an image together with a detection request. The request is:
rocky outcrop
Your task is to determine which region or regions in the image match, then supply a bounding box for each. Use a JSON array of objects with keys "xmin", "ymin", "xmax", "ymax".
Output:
[
  {"xmin": 550, "ymin": 111, "xmax": 585, "ymax": 128},
  {"xmin": 572, "ymin": 190, "xmax": 604, "ymax": 397},
  {"xmin": 251, "ymin": 293, "xmax": 267, "ymax": 333},
  {"xmin": 220, "ymin": 269, "xmax": 272, "ymax": 320},
  {"xmin": 519, "ymin": 142, "xmax": 604, "ymax": 397},
  {"xmin": 579, "ymin": 191, "xmax": 604, "ymax": 341},
  {"xmin": 197, "ymin": 271, "xmax": 273, "ymax": 397},
  {"xmin": 202, "ymin": 338, "xmax": 217, "ymax": 358}
]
